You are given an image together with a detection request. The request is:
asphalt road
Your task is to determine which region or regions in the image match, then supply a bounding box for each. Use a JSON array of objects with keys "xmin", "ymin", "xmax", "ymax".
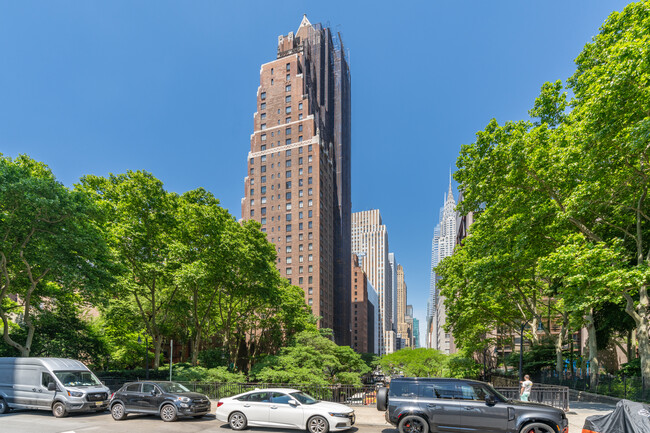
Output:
[{"xmin": 0, "ymin": 410, "xmax": 398, "ymax": 433}]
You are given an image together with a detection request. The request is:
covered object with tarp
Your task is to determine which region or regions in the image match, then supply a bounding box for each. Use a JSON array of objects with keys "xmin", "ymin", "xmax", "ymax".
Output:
[{"xmin": 583, "ymin": 400, "xmax": 650, "ymax": 433}]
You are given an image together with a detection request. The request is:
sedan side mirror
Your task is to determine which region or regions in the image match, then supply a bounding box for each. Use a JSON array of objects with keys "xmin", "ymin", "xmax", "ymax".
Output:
[
  {"xmin": 47, "ymin": 382, "xmax": 57, "ymax": 391},
  {"xmin": 485, "ymin": 395, "xmax": 496, "ymax": 406},
  {"xmin": 288, "ymin": 399, "xmax": 299, "ymax": 406}
]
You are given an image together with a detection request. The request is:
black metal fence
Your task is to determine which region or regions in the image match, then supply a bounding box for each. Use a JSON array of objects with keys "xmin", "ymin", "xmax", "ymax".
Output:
[
  {"xmin": 103, "ymin": 380, "xmax": 379, "ymax": 406},
  {"xmin": 493, "ymin": 385, "xmax": 570, "ymax": 411},
  {"xmin": 537, "ymin": 371, "xmax": 647, "ymax": 402}
]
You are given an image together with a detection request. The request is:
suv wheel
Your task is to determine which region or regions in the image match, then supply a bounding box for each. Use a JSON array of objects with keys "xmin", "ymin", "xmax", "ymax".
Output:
[
  {"xmin": 229, "ymin": 411, "xmax": 247, "ymax": 430},
  {"xmin": 52, "ymin": 401, "xmax": 68, "ymax": 418},
  {"xmin": 111, "ymin": 402, "xmax": 127, "ymax": 420},
  {"xmin": 376, "ymin": 387, "xmax": 389, "ymax": 411},
  {"xmin": 520, "ymin": 422, "xmax": 555, "ymax": 433},
  {"xmin": 398, "ymin": 415, "xmax": 429, "ymax": 433},
  {"xmin": 0, "ymin": 398, "xmax": 9, "ymax": 414},
  {"xmin": 160, "ymin": 404, "xmax": 178, "ymax": 422}
]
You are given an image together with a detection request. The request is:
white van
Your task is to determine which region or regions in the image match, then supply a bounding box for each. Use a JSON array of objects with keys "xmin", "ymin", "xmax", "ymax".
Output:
[{"xmin": 0, "ymin": 357, "xmax": 111, "ymax": 417}]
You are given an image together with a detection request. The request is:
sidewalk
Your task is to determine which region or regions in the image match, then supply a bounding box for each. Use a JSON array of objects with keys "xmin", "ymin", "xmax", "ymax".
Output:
[{"xmin": 351, "ymin": 401, "xmax": 616, "ymax": 432}]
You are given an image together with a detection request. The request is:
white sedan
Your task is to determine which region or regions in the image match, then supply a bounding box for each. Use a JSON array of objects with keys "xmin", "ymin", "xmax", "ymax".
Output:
[{"xmin": 215, "ymin": 388, "xmax": 355, "ymax": 433}]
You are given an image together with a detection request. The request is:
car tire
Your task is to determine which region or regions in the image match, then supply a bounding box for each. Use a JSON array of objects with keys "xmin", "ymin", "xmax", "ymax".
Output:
[
  {"xmin": 52, "ymin": 401, "xmax": 68, "ymax": 418},
  {"xmin": 307, "ymin": 415, "xmax": 329, "ymax": 433},
  {"xmin": 229, "ymin": 411, "xmax": 248, "ymax": 430},
  {"xmin": 160, "ymin": 404, "xmax": 178, "ymax": 422},
  {"xmin": 519, "ymin": 422, "xmax": 555, "ymax": 433},
  {"xmin": 398, "ymin": 415, "xmax": 429, "ymax": 433},
  {"xmin": 0, "ymin": 397, "xmax": 9, "ymax": 414},
  {"xmin": 111, "ymin": 402, "xmax": 127, "ymax": 420},
  {"xmin": 376, "ymin": 387, "xmax": 389, "ymax": 411}
]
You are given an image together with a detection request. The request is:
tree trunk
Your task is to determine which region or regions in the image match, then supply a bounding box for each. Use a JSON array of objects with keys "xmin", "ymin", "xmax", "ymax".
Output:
[
  {"xmin": 585, "ymin": 309, "xmax": 599, "ymax": 390},
  {"xmin": 555, "ymin": 316, "xmax": 568, "ymax": 375},
  {"xmin": 154, "ymin": 335, "xmax": 163, "ymax": 369},
  {"xmin": 191, "ymin": 330, "xmax": 202, "ymax": 366}
]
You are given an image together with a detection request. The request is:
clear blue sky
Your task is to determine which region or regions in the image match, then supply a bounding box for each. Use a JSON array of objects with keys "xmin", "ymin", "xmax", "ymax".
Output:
[{"xmin": 0, "ymin": 0, "xmax": 631, "ymax": 345}]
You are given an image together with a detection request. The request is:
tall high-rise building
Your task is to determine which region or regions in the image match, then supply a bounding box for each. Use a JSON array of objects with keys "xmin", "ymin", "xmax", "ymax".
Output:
[
  {"xmin": 388, "ymin": 253, "xmax": 397, "ymax": 333},
  {"xmin": 241, "ymin": 16, "xmax": 352, "ymax": 345},
  {"xmin": 351, "ymin": 209, "xmax": 394, "ymax": 354},
  {"xmin": 396, "ymin": 264, "xmax": 411, "ymax": 348},
  {"xmin": 427, "ymin": 177, "xmax": 457, "ymax": 354},
  {"xmin": 412, "ymin": 317, "xmax": 420, "ymax": 348}
]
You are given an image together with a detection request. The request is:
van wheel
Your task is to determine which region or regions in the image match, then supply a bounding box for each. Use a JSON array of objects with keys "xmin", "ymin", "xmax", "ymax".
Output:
[
  {"xmin": 399, "ymin": 415, "xmax": 429, "ymax": 433},
  {"xmin": 0, "ymin": 398, "xmax": 9, "ymax": 414},
  {"xmin": 52, "ymin": 401, "xmax": 68, "ymax": 418}
]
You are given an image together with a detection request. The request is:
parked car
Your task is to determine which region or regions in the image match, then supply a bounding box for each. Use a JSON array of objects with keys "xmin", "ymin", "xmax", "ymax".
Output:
[
  {"xmin": 109, "ymin": 381, "xmax": 211, "ymax": 422},
  {"xmin": 377, "ymin": 377, "xmax": 568, "ymax": 433},
  {"xmin": 215, "ymin": 388, "xmax": 355, "ymax": 432},
  {"xmin": 0, "ymin": 357, "xmax": 110, "ymax": 417}
]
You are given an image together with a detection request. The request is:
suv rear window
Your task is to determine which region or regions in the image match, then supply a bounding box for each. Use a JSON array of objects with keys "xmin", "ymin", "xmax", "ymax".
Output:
[{"xmin": 389, "ymin": 382, "xmax": 418, "ymax": 398}]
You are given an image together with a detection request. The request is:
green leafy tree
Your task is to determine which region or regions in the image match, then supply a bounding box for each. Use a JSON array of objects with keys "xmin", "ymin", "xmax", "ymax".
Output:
[
  {"xmin": 379, "ymin": 348, "xmax": 448, "ymax": 378},
  {"xmin": 0, "ymin": 154, "xmax": 112, "ymax": 356}
]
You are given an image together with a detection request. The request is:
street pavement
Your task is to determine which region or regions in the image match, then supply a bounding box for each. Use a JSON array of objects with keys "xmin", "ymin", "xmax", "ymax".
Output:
[{"xmin": 0, "ymin": 401, "xmax": 615, "ymax": 433}]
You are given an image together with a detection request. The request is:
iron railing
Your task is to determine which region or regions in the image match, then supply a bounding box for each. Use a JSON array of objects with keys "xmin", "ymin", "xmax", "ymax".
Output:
[{"xmin": 494, "ymin": 385, "xmax": 570, "ymax": 411}]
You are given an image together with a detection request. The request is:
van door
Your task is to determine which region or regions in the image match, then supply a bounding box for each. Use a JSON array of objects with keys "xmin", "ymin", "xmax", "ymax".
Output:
[
  {"xmin": 35, "ymin": 372, "xmax": 57, "ymax": 409},
  {"xmin": 13, "ymin": 366, "xmax": 40, "ymax": 408}
]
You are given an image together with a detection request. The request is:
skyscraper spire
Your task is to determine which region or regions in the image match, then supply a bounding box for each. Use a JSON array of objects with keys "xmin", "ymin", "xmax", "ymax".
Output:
[{"xmin": 448, "ymin": 167, "xmax": 453, "ymax": 199}]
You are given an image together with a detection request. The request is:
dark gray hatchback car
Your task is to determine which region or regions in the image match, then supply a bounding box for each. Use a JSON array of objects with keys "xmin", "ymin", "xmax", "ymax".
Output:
[{"xmin": 377, "ymin": 378, "xmax": 568, "ymax": 433}]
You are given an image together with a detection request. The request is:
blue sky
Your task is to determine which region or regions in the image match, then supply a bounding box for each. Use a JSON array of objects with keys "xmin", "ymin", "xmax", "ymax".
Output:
[{"xmin": 0, "ymin": 0, "xmax": 631, "ymax": 345}]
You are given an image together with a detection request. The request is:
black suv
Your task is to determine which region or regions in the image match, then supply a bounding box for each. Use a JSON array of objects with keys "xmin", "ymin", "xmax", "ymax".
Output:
[
  {"xmin": 109, "ymin": 381, "xmax": 211, "ymax": 422},
  {"xmin": 377, "ymin": 378, "xmax": 568, "ymax": 433}
]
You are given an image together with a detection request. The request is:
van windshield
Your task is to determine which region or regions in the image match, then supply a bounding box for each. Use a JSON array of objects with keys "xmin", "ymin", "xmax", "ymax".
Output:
[{"xmin": 54, "ymin": 370, "xmax": 102, "ymax": 387}]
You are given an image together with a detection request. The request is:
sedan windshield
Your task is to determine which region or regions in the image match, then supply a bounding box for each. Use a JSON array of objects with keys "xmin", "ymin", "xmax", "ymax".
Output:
[
  {"xmin": 290, "ymin": 391, "xmax": 319, "ymax": 405},
  {"xmin": 157, "ymin": 382, "xmax": 190, "ymax": 393},
  {"xmin": 54, "ymin": 370, "xmax": 101, "ymax": 387}
]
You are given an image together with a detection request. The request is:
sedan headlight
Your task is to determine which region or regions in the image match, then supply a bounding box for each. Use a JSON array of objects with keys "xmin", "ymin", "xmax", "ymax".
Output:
[
  {"xmin": 177, "ymin": 396, "xmax": 191, "ymax": 403},
  {"xmin": 67, "ymin": 390, "xmax": 83, "ymax": 397},
  {"xmin": 329, "ymin": 412, "xmax": 350, "ymax": 417}
]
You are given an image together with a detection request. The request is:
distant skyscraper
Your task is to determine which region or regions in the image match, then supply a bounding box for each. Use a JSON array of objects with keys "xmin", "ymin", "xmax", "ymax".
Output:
[
  {"xmin": 427, "ymin": 176, "xmax": 457, "ymax": 354},
  {"xmin": 351, "ymin": 209, "xmax": 394, "ymax": 354},
  {"xmin": 412, "ymin": 317, "xmax": 420, "ymax": 348},
  {"xmin": 388, "ymin": 252, "xmax": 397, "ymax": 332},
  {"xmin": 241, "ymin": 16, "xmax": 352, "ymax": 345}
]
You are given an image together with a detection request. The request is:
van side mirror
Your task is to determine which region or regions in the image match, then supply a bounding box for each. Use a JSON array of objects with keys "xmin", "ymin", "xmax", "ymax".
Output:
[
  {"xmin": 485, "ymin": 395, "xmax": 496, "ymax": 405},
  {"xmin": 47, "ymin": 382, "xmax": 57, "ymax": 391}
]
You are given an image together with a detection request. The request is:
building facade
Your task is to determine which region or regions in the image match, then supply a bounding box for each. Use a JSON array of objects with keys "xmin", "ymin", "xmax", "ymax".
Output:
[
  {"xmin": 427, "ymin": 178, "xmax": 457, "ymax": 354},
  {"xmin": 241, "ymin": 16, "xmax": 352, "ymax": 345},
  {"xmin": 396, "ymin": 264, "xmax": 412, "ymax": 348},
  {"xmin": 351, "ymin": 209, "xmax": 394, "ymax": 354},
  {"xmin": 351, "ymin": 253, "xmax": 370, "ymax": 353}
]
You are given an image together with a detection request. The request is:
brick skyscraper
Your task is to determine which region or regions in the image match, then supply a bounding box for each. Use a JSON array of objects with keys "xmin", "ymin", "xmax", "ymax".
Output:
[{"xmin": 241, "ymin": 16, "xmax": 352, "ymax": 346}]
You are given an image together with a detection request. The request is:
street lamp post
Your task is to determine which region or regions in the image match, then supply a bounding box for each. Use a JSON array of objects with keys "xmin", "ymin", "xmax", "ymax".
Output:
[{"xmin": 518, "ymin": 322, "xmax": 527, "ymax": 382}]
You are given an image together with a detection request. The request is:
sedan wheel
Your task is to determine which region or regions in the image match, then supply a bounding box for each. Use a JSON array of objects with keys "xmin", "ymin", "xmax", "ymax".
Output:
[
  {"xmin": 398, "ymin": 415, "xmax": 429, "ymax": 433},
  {"xmin": 160, "ymin": 404, "xmax": 178, "ymax": 422},
  {"xmin": 111, "ymin": 403, "xmax": 127, "ymax": 421},
  {"xmin": 229, "ymin": 411, "xmax": 248, "ymax": 430},
  {"xmin": 308, "ymin": 415, "xmax": 329, "ymax": 433},
  {"xmin": 520, "ymin": 422, "xmax": 555, "ymax": 433}
]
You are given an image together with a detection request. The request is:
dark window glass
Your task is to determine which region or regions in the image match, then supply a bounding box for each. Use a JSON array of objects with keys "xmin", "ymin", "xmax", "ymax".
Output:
[{"xmin": 125, "ymin": 383, "xmax": 141, "ymax": 393}]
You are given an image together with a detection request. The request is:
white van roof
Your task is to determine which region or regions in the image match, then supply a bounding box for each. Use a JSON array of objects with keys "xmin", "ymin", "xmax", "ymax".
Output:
[{"xmin": 0, "ymin": 357, "xmax": 89, "ymax": 371}]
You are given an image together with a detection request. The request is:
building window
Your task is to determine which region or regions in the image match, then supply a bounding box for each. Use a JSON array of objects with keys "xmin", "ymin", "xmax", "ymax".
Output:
[
  {"xmin": 286, "ymin": 192, "xmax": 291, "ymax": 200},
  {"xmin": 286, "ymin": 160, "xmax": 292, "ymax": 167},
  {"xmin": 271, "ymin": 79, "xmax": 274, "ymax": 85},
  {"xmin": 308, "ymin": 243, "xmax": 313, "ymax": 250},
  {"xmin": 261, "ymin": 102, "xmax": 266, "ymax": 110},
  {"xmin": 286, "ymin": 181, "xmax": 292, "ymax": 189},
  {"xmin": 286, "ymin": 203, "xmax": 292, "ymax": 210},
  {"xmin": 261, "ymin": 218, "xmax": 266, "ymax": 224},
  {"xmin": 308, "ymin": 177, "xmax": 313, "ymax": 185},
  {"xmin": 286, "ymin": 139, "xmax": 291, "ymax": 145},
  {"xmin": 261, "ymin": 197, "xmax": 267, "ymax": 204},
  {"xmin": 286, "ymin": 268, "xmax": 292, "ymax": 275},
  {"xmin": 286, "ymin": 95, "xmax": 291, "ymax": 103},
  {"xmin": 298, "ymin": 222, "xmax": 303, "ymax": 230},
  {"xmin": 286, "ymin": 63, "xmax": 290, "ymax": 71},
  {"xmin": 261, "ymin": 92, "xmax": 266, "ymax": 100},
  {"xmin": 286, "ymin": 213, "xmax": 292, "ymax": 221},
  {"xmin": 309, "ymin": 254, "xmax": 313, "ymax": 262},
  {"xmin": 308, "ymin": 145, "xmax": 313, "ymax": 152},
  {"xmin": 261, "ymin": 207, "xmax": 266, "ymax": 215},
  {"xmin": 286, "ymin": 257, "xmax": 292, "ymax": 264},
  {"xmin": 308, "ymin": 221, "xmax": 313, "ymax": 228},
  {"xmin": 261, "ymin": 145, "xmax": 266, "ymax": 151},
  {"xmin": 299, "ymin": 113, "xmax": 303, "ymax": 120},
  {"xmin": 286, "ymin": 73, "xmax": 290, "ymax": 81},
  {"xmin": 286, "ymin": 170, "xmax": 292, "ymax": 178},
  {"xmin": 298, "ymin": 136, "xmax": 303, "ymax": 142},
  {"xmin": 286, "ymin": 224, "xmax": 292, "ymax": 232},
  {"xmin": 299, "ymin": 157, "xmax": 303, "ymax": 164},
  {"xmin": 308, "ymin": 210, "xmax": 313, "ymax": 217},
  {"xmin": 309, "ymin": 276, "xmax": 313, "ymax": 283},
  {"xmin": 250, "ymin": 188, "xmax": 254, "ymax": 195},
  {"xmin": 286, "ymin": 127, "xmax": 292, "ymax": 135},
  {"xmin": 286, "ymin": 106, "xmax": 291, "ymax": 114},
  {"xmin": 285, "ymin": 85, "xmax": 291, "ymax": 92},
  {"xmin": 261, "ymin": 123, "xmax": 266, "ymax": 130},
  {"xmin": 286, "ymin": 117, "xmax": 291, "ymax": 123},
  {"xmin": 308, "ymin": 188, "xmax": 312, "ymax": 195},
  {"xmin": 299, "ymin": 211, "xmax": 303, "ymax": 219},
  {"xmin": 261, "ymin": 134, "xmax": 267, "ymax": 141},
  {"xmin": 261, "ymin": 176, "xmax": 266, "ymax": 183},
  {"xmin": 261, "ymin": 113, "xmax": 266, "ymax": 120},
  {"xmin": 286, "ymin": 235, "xmax": 292, "ymax": 242},
  {"xmin": 250, "ymin": 210, "xmax": 254, "ymax": 217},
  {"xmin": 299, "ymin": 190, "xmax": 304, "ymax": 197},
  {"xmin": 261, "ymin": 165, "xmax": 266, "ymax": 173},
  {"xmin": 308, "ymin": 166, "xmax": 313, "ymax": 173},
  {"xmin": 261, "ymin": 155, "xmax": 266, "ymax": 162},
  {"xmin": 308, "ymin": 298, "xmax": 313, "ymax": 306}
]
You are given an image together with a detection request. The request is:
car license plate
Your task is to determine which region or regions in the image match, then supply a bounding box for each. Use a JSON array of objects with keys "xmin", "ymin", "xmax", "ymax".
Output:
[{"xmin": 95, "ymin": 401, "xmax": 102, "ymax": 406}]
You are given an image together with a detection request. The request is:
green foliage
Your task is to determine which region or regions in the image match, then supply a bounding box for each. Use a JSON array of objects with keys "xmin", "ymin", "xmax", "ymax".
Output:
[
  {"xmin": 0, "ymin": 154, "xmax": 112, "ymax": 357},
  {"xmin": 172, "ymin": 364, "xmax": 246, "ymax": 383},
  {"xmin": 379, "ymin": 348, "xmax": 479, "ymax": 379},
  {"xmin": 252, "ymin": 329, "xmax": 370, "ymax": 385},
  {"xmin": 620, "ymin": 358, "xmax": 641, "ymax": 377},
  {"xmin": 505, "ymin": 343, "xmax": 557, "ymax": 376},
  {"xmin": 198, "ymin": 348, "xmax": 230, "ymax": 368}
]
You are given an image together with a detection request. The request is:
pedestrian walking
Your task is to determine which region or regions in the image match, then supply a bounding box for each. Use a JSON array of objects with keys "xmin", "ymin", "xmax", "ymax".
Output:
[{"xmin": 520, "ymin": 374, "xmax": 533, "ymax": 401}]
